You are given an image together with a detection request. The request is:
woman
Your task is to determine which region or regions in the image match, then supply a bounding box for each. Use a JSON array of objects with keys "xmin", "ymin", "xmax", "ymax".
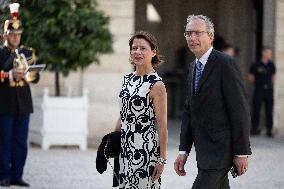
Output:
[{"xmin": 114, "ymin": 31, "xmax": 168, "ymax": 189}]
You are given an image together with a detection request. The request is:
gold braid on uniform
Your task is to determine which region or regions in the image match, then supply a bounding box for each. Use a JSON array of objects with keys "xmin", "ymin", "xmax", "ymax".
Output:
[
  {"xmin": 11, "ymin": 46, "xmax": 37, "ymax": 86},
  {"xmin": 22, "ymin": 46, "xmax": 37, "ymax": 83},
  {"xmin": 20, "ymin": 45, "xmax": 37, "ymax": 65}
]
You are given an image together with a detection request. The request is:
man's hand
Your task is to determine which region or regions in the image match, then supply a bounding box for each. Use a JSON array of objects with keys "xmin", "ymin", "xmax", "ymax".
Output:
[
  {"xmin": 233, "ymin": 156, "xmax": 248, "ymax": 176},
  {"xmin": 152, "ymin": 163, "xmax": 164, "ymax": 181},
  {"xmin": 174, "ymin": 154, "xmax": 188, "ymax": 176},
  {"xmin": 12, "ymin": 68, "xmax": 25, "ymax": 81}
]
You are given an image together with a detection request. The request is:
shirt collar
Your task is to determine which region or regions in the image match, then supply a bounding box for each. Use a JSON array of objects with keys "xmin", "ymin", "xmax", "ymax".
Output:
[{"xmin": 195, "ymin": 46, "xmax": 213, "ymax": 66}]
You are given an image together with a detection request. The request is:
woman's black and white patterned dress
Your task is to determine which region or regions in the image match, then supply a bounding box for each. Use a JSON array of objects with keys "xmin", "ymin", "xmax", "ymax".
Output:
[{"xmin": 119, "ymin": 71, "xmax": 162, "ymax": 189}]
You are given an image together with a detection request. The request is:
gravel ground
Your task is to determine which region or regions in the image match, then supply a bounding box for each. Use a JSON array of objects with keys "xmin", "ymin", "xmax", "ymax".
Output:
[{"xmin": 7, "ymin": 121, "xmax": 284, "ymax": 189}]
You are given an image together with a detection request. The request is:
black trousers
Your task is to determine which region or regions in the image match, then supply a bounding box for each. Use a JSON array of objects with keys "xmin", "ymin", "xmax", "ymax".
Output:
[
  {"xmin": 251, "ymin": 88, "xmax": 273, "ymax": 132},
  {"xmin": 191, "ymin": 168, "xmax": 230, "ymax": 189}
]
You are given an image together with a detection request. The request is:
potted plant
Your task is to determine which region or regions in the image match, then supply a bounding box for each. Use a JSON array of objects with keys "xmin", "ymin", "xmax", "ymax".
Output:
[{"xmin": 20, "ymin": 0, "xmax": 113, "ymax": 150}]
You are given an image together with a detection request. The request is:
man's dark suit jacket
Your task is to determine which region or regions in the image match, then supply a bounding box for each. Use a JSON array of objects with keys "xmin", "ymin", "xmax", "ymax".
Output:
[{"xmin": 179, "ymin": 49, "xmax": 252, "ymax": 170}]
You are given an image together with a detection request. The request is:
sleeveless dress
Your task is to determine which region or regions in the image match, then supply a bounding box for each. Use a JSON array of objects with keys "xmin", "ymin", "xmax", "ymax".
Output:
[{"xmin": 119, "ymin": 71, "xmax": 162, "ymax": 189}]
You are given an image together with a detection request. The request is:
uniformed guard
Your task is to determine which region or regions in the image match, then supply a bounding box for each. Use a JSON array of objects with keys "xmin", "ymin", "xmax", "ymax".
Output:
[
  {"xmin": 248, "ymin": 47, "xmax": 276, "ymax": 137},
  {"xmin": 0, "ymin": 3, "xmax": 40, "ymax": 187}
]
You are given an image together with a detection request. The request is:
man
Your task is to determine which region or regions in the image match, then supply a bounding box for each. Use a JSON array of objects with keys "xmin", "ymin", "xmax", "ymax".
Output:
[
  {"xmin": 174, "ymin": 15, "xmax": 251, "ymax": 189},
  {"xmin": 0, "ymin": 3, "xmax": 39, "ymax": 187},
  {"xmin": 248, "ymin": 47, "xmax": 276, "ymax": 137}
]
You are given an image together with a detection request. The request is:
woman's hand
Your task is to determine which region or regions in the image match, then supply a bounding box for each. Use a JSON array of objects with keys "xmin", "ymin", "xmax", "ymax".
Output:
[{"xmin": 152, "ymin": 163, "xmax": 164, "ymax": 181}]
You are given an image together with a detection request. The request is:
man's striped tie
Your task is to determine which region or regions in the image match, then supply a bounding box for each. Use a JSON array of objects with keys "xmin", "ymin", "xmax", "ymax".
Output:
[{"xmin": 194, "ymin": 61, "xmax": 202, "ymax": 94}]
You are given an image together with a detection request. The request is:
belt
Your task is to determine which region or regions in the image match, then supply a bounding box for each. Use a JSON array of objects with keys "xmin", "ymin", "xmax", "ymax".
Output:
[
  {"xmin": 0, "ymin": 80, "xmax": 28, "ymax": 87},
  {"xmin": 10, "ymin": 80, "xmax": 28, "ymax": 87}
]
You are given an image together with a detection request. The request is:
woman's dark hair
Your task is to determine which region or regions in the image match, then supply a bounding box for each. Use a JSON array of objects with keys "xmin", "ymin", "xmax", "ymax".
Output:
[{"xmin": 129, "ymin": 30, "xmax": 164, "ymax": 67}]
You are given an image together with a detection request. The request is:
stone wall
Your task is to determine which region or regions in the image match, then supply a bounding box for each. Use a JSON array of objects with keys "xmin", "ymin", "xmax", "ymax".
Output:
[
  {"xmin": 274, "ymin": 0, "xmax": 284, "ymax": 135},
  {"xmin": 84, "ymin": 0, "xmax": 134, "ymax": 144},
  {"xmin": 30, "ymin": 0, "xmax": 284, "ymax": 147},
  {"xmin": 30, "ymin": 0, "xmax": 134, "ymax": 146}
]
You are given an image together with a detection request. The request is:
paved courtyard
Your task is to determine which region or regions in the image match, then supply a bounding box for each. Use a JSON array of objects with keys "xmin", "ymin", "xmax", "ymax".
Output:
[{"xmin": 7, "ymin": 121, "xmax": 284, "ymax": 189}]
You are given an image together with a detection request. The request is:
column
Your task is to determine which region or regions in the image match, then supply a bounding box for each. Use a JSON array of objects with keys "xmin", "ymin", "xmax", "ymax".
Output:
[{"xmin": 274, "ymin": 0, "xmax": 284, "ymax": 136}]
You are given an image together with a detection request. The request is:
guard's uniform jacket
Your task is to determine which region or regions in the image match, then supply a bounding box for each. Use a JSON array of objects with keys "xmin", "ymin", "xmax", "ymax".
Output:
[
  {"xmin": 249, "ymin": 60, "xmax": 276, "ymax": 133},
  {"xmin": 0, "ymin": 46, "xmax": 39, "ymax": 115}
]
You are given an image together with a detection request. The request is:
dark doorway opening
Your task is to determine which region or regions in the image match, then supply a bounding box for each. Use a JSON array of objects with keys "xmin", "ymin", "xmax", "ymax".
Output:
[{"xmin": 254, "ymin": 0, "xmax": 264, "ymax": 60}]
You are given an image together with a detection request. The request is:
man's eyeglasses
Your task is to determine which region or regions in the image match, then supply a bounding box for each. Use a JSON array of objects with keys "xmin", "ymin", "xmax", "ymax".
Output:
[{"xmin": 184, "ymin": 31, "xmax": 208, "ymax": 37}]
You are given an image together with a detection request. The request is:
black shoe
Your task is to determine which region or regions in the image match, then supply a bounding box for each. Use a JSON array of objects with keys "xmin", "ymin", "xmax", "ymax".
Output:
[
  {"xmin": 0, "ymin": 179, "xmax": 10, "ymax": 187},
  {"xmin": 11, "ymin": 179, "xmax": 30, "ymax": 187},
  {"xmin": 266, "ymin": 130, "xmax": 274, "ymax": 138}
]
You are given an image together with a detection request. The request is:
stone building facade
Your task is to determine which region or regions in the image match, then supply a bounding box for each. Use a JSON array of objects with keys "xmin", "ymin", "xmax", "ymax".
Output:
[{"xmin": 29, "ymin": 0, "xmax": 284, "ymax": 146}]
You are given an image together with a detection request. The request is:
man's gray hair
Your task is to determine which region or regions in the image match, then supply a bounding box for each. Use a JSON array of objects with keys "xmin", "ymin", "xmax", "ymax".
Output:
[{"xmin": 186, "ymin": 14, "xmax": 215, "ymax": 35}]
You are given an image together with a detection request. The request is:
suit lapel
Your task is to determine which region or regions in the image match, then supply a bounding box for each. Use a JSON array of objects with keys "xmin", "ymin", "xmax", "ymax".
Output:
[
  {"xmin": 188, "ymin": 62, "xmax": 195, "ymax": 99},
  {"xmin": 197, "ymin": 49, "xmax": 217, "ymax": 92}
]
